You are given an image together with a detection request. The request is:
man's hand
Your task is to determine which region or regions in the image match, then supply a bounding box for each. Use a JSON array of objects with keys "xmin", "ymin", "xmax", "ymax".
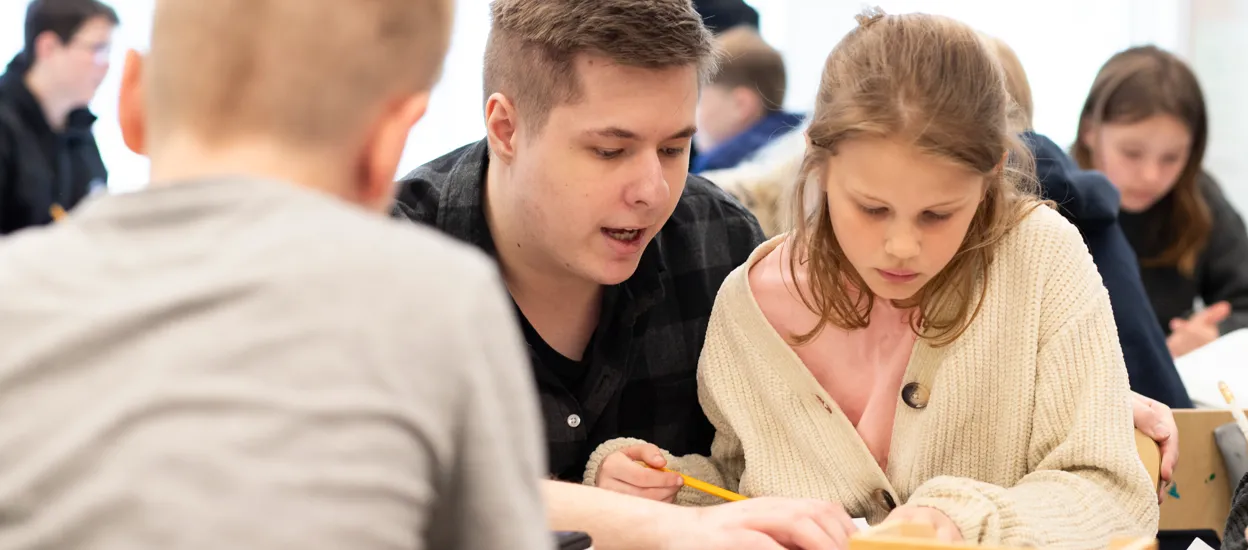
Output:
[
  {"xmin": 883, "ymin": 505, "xmax": 963, "ymax": 543},
  {"xmin": 1167, "ymin": 301, "xmax": 1230, "ymax": 358},
  {"xmin": 1132, "ymin": 392, "xmax": 1179, "ymax": 502},
  {"xmin": 663, "ymin": 497, "xmax": 860, "ymax": 550},
  {"xmin": 594, "ymin": 443, "xmax": 683, "ymax": 502}
]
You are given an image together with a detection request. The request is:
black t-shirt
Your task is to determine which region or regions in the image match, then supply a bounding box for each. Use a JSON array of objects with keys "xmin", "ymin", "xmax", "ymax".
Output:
[{"xmin": 517, "ymin": 308, "xmax": 592, "ymax": 394}]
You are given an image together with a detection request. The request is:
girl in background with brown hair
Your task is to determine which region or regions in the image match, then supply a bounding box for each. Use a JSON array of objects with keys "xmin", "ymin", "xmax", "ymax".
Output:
[
  {"xmin": 1075, "ymin": 46, "xmax": 1248, "ymax": 358},
  {"xmin": 586, "ymin": 8, "xmax": 1158, "ymax": 548}
]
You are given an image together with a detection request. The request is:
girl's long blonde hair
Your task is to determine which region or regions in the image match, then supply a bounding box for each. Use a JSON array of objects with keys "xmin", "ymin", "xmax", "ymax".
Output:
[{"xmin": 789, "ymin": 9, "xmax": 1042, "ymax": 346}]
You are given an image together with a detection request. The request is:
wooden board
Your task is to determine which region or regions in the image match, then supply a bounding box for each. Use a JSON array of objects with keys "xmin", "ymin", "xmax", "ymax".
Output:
[
  {"xmin": 1159, "ymin": 409, "xmax": 1239, "ymax": 533},
  {"xmin": 849, "ymin": 522, "xmax": 1155, "ymax": 550},
  {"xmin": 1136, "ymin": 429, "xmax": 1162, "ymax": 491}
]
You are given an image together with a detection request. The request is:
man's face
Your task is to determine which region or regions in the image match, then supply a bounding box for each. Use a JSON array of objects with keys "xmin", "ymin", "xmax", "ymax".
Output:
[
  {"xmin": 507, "ymin": 54, "xmax": 699, "ymax": 286},
  {"xmin": 39, "ymin": 16, "xmax": 115, "ymax": 108}
]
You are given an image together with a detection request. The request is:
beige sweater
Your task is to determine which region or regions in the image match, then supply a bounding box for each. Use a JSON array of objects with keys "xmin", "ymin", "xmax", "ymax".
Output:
[{"xmin": 585, "ymin": 206, "xmax": 1159, "ymax": 548}]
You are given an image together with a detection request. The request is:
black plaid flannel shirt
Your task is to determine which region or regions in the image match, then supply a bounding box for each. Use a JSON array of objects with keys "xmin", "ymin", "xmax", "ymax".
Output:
[{"xmin": 393, "ymin": 140, "xmax": 765, "ymax": 481}]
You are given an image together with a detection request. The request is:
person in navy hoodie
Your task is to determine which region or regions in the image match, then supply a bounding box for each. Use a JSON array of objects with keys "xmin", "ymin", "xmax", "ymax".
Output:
[
  {"xmin": 985, "ymin": 37, "xmax": 1192, "ymax": 416},
  {"xmin": 692, "ymin": 26, "xmax": 804, "ymax": 174}
]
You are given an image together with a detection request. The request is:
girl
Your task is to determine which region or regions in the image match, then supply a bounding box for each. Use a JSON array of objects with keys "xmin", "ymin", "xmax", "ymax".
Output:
[
  {"xmin": 585, "ymin": 9, "xmax": 1158, "ymax": 549},
  {"xmin": 1075, "ymin": 46, "xmax": 1248, "ymax": 358}
]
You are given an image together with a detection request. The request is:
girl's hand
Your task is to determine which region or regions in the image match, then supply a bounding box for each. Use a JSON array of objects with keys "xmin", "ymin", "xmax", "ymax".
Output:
[
  {"xmin": 1132, "ymin": 392, "xmax": 1179, "ymax": 503},
  {"xmin": 594, "ymin": 442, "xmax": 683, "ymax": 502},
  {"xmin": 882, "ymin": 505, "xmax": 963, "ymax": 543}
]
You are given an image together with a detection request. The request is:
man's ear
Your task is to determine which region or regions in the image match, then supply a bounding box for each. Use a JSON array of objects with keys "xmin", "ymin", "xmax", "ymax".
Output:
[
  {"xmin": 118, "ymin": 49, "xmax": 146, "ymax": 155},
  {"xmin": 730, "ymin": 86, "xmax": 765, "ymax": 121},
  {"xmin": 32, "ymin": 30, "xmax": 62, "ymax": 62},
  {"xmin": 484, "ymin": 93, "xmax": 520, "ymax": 164},
  {"xmin": 360, "ymin": 92, "xmax": 429, "ymax": 211}
]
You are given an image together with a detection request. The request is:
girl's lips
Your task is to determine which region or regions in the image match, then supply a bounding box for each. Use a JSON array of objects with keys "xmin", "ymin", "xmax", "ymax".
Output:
[{"xmin": 877, "ymin": 269, "xmax": 919, "ymax": 283}]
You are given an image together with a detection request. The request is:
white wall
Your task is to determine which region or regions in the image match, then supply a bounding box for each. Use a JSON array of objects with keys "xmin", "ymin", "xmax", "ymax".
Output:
[
  {"xmin": 0, "ymin": 0, "xmax": 489, "ymax": 192},
  {"xmin": 1, "ymin": 0, "xmax": 1227, "ymax": 203},
  {"xmin": 1190, "ymin": 0, "xmax": 1248, "ymax": 212},
  {"xmin": 750, "ymin": 0, "xmax": 1189, "ymax": 151}
]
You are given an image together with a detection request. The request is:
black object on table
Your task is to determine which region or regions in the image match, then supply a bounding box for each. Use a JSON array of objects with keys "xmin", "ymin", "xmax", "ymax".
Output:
[{"xmin": 555, "ymin": 531, "xmax": 593, "ymax": 550}]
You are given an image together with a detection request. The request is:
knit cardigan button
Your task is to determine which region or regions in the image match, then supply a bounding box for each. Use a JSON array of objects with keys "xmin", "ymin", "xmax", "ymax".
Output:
[
  {"xmin": 874, "ymin": 489, "xmax": 897, "ymax": 511},
  {"xmin": 901, "ymin": 382, "xmax": 929, "ymax": 409}
]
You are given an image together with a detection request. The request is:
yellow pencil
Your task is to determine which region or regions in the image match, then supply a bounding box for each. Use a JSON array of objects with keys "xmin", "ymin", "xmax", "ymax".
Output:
[{"xmin": 641, "ymin": 462, "xmax": 747, "ymax": 502}]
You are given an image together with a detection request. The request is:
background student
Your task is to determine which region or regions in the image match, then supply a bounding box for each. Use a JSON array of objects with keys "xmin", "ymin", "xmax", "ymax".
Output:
[
  {"xmin": 0, "ymin": 0, "xmax": 116, "ymax": 234},
  {"xmin": 0, "ymin": 1, "xmax": 552, "ymax": 548},
  {"xmin": 691, "ymin": 26, "xmax": 804, "ymax": 175},
  {"xmin": 1075, "ymin": 45, "xmax": 1248, "ymax": 358}
]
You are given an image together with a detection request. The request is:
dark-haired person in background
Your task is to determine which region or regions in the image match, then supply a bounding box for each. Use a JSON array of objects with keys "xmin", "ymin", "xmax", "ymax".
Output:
[
  {"xmin": 692, "ymin": 0, "xmax": 759, "ymax": 34},
  {"xmin": 0, "ymin": 0, "xmax": 116, "ymax": 235},
  {"xmin": 1075, "ymin": 45, "xmax": 1248, "ymax": 359}
]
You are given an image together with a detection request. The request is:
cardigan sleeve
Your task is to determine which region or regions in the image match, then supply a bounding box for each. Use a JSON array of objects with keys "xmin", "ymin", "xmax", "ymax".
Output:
[
  {"xmin": 906, "ymin": 217, "xmax": 1159, "ymax": 548},
  {"xmin": 581, "ymin": 387, "xmax": 747, "ymax": 508}
]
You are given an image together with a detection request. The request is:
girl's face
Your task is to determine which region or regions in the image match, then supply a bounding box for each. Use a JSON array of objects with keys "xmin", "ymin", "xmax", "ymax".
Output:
[
  {"xmin": 823, "ymin": 137, "xmax": 985, "ymax": 301},
  {"xmin": 1084, "ymin": 114, "xmax": 1192, "ymax": 213}
]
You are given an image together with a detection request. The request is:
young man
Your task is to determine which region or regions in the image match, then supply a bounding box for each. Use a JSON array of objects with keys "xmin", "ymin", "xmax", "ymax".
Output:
[
  {"xmin": 692, "ymin": 26, "xmax": 804, "ymax": 174},
  {"xmin": 0, "ymin": 1, "xmax": 550, "ymax": 549},
  {"xmin": 0, "ymin": 0, "xmax": 116, "ymax": 234},
  {"xmin": 396, "ymin": 1, "xmax": 862, "ymax": 548}
]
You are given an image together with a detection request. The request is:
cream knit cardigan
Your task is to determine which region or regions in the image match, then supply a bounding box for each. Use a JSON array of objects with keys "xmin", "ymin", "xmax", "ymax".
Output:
[{"xmin": 584, "ymin": 206, "xmax": 1159, "ymax": 548}]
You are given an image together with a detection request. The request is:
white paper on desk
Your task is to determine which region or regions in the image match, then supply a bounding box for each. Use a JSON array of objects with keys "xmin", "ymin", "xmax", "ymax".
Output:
[
  {"xmin": 1174, "ymin": 328, "xmax": 1248, "ymax": 408},
  {"xmin": 853, "ymin": 518, "xmax": 870, "ymax": 531},
  {"xmin": 1186, "ymin": 537, "xmax": 1215, "ymax": 550}
]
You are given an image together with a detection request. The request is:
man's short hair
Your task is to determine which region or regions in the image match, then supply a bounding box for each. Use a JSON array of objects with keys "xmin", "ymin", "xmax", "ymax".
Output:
[
  {"xmin": 147, "ymin": 0, "xmax": 453, "ymax": 150},
  {"xmin": 484, "ymin": 0, "xmax": 717, "ymax": 132},
  {"xmin": 24, "ymin": 0, "xmax": 119, "ymax": 53},
  {"xmin": 711, "ymin": 26, "xmax": 786, "ymax": 113}
]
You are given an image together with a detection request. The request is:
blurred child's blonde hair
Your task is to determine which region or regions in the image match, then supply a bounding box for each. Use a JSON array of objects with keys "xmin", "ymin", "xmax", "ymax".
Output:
[
  {"xmin": 790, "ymin": 8, "xmax": 1041, "ymax": 346},
  {"xmin": 981, "ymin": 33, "xmax": 1034, "ymax": 132}
]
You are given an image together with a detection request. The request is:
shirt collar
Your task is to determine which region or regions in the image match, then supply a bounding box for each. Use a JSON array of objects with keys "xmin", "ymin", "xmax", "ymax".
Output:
[{"xmin": 436, "ymin": 139, "xmax": 499, "ymax": 256}]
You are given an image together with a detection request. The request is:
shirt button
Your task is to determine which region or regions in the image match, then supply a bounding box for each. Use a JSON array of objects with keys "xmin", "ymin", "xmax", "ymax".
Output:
[
  {"xmin": 566, "ymin": 414, "xmax": 582, "ymax": 428},
  {"xmin": 901, "ymin": 382, "xmax": 930, "ymax": 409}
]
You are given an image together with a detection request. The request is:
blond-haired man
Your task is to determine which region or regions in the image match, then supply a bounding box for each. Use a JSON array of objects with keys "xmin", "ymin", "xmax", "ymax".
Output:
[{"xmin": 0, "ymin": 2, "xmax": 549, "ymax": 549}]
